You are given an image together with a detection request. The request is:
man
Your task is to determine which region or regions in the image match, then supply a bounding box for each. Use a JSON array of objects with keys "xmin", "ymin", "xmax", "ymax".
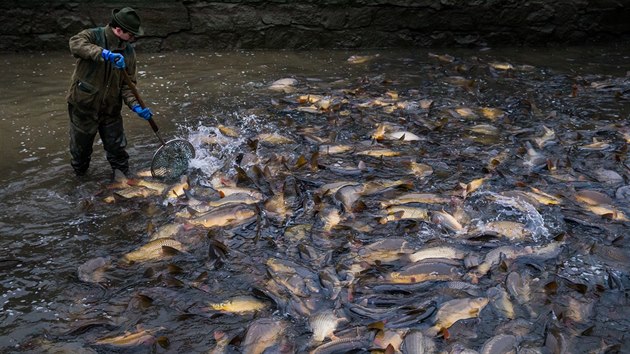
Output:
[{"xmin": 66, "ymin": 7, "xmax": 153, "ymax": 177}]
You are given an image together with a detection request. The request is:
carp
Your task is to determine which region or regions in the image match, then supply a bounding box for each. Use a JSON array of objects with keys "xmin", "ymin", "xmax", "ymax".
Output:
[
  {"xmin": 428, "ymin": 297, "xmax": 489, "ymax": 336},
  {"xmin": 207, "ymin": 295, "xmax": 268, "ymax": 314},
  {"xmin": 122, "ymin": 238, "xmax": 184, "ymax": 263},
  {"xmin": 187, "ymin": 204, "xmax": 257, "ymax": 228}
]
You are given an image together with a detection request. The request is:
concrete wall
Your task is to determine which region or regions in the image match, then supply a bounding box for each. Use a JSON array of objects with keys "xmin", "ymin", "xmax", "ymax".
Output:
[{"xmin": 2, "ymin": 0, "xmax": 629, "ymax": 52}]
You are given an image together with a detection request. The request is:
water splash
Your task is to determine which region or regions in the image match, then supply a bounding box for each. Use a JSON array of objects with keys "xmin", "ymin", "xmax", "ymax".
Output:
[
  {"xmin": 477, "ymin": 191, "xmax": 550, "ymax": 241},
  {"xmin": 184, "ymin": 113, "xmax": 263, "ymax": 178},
  {"xmin": 186, "ymin": 125, "xmax": 237, "ymax": 177}
]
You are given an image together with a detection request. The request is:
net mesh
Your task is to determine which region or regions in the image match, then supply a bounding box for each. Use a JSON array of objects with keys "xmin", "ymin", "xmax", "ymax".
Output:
[{"xmin": 151, "ymin": 139, "xmax": 196, "ymax": 180}]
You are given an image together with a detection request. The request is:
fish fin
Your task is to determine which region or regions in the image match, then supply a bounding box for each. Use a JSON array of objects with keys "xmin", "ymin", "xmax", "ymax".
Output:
[
  {"xmin": 193, "ymin": 271, "xmax": 209, "ymax": 284},
  {"xmin": 440, "ymin": 327, "xmax": 450, "ymax": 340},
  {"xmin": 213, "ymin": 330, "xmax": 227, "ymax": 341},
  {"xmin": 161, "ymin": 246, "xmax": 181, "ymax": 256},
  {"xmin": 146, "ymin": 221, "xmax": 155, "ymax": 235},
  {"xmin": 142, "ymin": 267, "xmax": 155, "ymax": 278},
  {"xmin": 399, "ymin": 179, "xmax": 415, "ymax": 190},
  {"xmin": 384, "ymin": 344, "xmax": 395, "ymax": 354},
  {"xmin": 368, "ymin": 321, "xmax": 386, "ymax": 331},
  {"xmin": 262, "ymin": 165, "xmax": 273, "ymax": 180},
  {"xmin": 391, "ymin": 210, "xmax": 405, "ymax": 219},
  {"xmin": 156, "ymin": 336, "xmax": 169, "ymax": 349},
  {"xmin": 176, "ymin": 313, "xmax": 197, "ymax": 321},
  {"xmin": 294, "ymin": 155, "xmax": 308, "ymax": 170},
  {"xmin": 125, "ymin": 178, "xmax": 140, "ymax": 186},
  {"xmin": 247, "ymin": 138, "xmax": 258, "ymax": 152},
  {"xmin": 167, "ymin": 263, "xmax": 184, "ymax": 274},
  {"xmin": 208, "ymin": 242, "xmax": 228, "ymax": 263},
  {"xmin": 310, "ymin": 151, "xmax": 319, "ymax": 171},
  {"xmin": 234, "ymin": 165, "xmax": 252, "ymax": 185},
  {"xmin": 136, "ymin": 294, "xmax": 154, "ymax": 309},
  {"xmin": 165, "ymin": 276, "xmax": 185, "ymax": 288}
]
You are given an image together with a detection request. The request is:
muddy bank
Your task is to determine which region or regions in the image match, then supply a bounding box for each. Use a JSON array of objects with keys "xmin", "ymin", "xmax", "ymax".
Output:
[{"xmin": 2, "ymin": 0, "xmax": 629, "ymax": 52}]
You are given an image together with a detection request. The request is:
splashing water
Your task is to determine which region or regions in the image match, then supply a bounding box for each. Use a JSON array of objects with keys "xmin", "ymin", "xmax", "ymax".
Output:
[
  {"xmin": 186, "ymin": 125, "xmax": 238, "ymax": 177},
  {"xmin": 184, "ymin": 114, "xmax": 263, "ymax": 178},
  {"xmin": 478, "ymin": 191, "xmax": 550, "ymax": 241}
]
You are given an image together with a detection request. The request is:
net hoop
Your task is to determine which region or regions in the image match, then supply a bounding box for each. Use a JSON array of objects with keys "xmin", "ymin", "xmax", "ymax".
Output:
[{"xmin": 150, "ymin": 139, "xmax": 196, "ymax": 180}]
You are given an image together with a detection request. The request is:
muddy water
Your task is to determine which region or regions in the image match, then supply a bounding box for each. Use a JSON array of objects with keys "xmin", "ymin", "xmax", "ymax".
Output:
[{"xmin": 1, "ymin": 46, "xmax": 630, "ymax": 353}]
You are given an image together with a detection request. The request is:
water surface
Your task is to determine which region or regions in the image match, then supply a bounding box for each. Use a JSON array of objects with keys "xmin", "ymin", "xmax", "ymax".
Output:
[{"xmin": 1, "ymin": 46, "xmax": 630, "ymax": 353}]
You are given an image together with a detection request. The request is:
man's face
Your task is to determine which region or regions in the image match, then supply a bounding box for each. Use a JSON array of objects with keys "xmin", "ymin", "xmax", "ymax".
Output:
[{"xmin": 113, "ymin": 27, "xmax": 136, "ymax": 42}]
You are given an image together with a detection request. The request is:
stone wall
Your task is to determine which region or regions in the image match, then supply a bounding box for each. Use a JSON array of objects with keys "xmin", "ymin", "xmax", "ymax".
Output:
[{"xmin": 2, "ymin": 0, "xmax": 629, "ymax": 52}]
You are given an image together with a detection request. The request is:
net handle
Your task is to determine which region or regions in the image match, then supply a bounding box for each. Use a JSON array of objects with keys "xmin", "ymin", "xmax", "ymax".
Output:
[{"xmin": 121, "ymin": 70, "xmax": 165, "ymax": 145}]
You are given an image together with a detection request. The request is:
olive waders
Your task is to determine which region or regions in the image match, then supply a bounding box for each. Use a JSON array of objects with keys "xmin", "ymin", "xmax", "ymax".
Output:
[{"xmin": 68, "ymin": 103, "xmax": 129, "ymax": 176}]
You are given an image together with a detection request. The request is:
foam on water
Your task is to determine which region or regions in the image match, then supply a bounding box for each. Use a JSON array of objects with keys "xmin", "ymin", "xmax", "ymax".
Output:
[
  {"xmin": 184, "ymin": 113, "xmax": 263, "ymax": 178},
  {"xmin": 478, "ymin": 191, "xmax": 550, "ymax": 242},
  {"xmin": 186, "ymin": 125, "xmax": 235, "ymax": 177}
]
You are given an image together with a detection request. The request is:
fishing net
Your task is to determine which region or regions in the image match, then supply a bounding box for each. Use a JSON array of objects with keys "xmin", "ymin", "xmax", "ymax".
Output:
[{"xmin": 150, "ymin": 139, "xmax": 196, "ymax": 180}]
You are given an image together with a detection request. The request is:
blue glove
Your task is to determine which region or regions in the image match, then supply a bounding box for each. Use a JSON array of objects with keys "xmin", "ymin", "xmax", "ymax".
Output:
[
  {"xmin": 101, "ymin": 49, "xmax": 125, "ymax": 70},
  {"xmin": 132, "ymin": 105, "xmax": 153, "ymax": 120}
]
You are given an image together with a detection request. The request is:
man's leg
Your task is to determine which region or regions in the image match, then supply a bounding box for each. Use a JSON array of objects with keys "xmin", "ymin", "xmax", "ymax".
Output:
[
  {"xmin": 99, "ymin": 116, "xmax": 129, "ymax": 176},
  {"xmin": 68, "ymin": 104, "xmax": 97, "ymax": 176}
]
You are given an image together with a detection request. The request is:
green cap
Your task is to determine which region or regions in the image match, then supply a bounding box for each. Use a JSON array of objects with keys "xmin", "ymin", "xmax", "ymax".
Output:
[{"xmin": 112, "ymin": 7, "xmax": 144, "ymax": 36}]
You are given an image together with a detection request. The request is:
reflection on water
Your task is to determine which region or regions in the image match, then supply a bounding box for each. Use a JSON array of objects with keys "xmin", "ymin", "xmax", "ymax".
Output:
[{"xmin": 1, "ymin": 46, "xmax": 630, "ymax": 352}]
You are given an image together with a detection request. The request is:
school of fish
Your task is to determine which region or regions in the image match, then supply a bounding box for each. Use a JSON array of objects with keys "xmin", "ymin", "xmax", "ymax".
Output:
[{"xmin": 44, "ymin": 51, "xmax": 630, "ymax": 353}]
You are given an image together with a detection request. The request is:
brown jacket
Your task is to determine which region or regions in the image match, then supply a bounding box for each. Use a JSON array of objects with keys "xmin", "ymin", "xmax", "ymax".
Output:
[{"xmin": 66, "ymin": 25, "xmax": 139, "ymax": 119}]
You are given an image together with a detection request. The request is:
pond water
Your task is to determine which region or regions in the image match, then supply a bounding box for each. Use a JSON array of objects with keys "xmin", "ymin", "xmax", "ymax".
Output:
[{"xmin": 1, "ymin": 46, "xmax": 630, "ymax": 353}]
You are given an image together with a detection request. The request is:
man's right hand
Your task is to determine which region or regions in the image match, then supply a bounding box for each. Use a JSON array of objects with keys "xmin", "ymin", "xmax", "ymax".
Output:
[
  {"xmin": 101, "ymin": 49, "xmax": 125, "ymax": 70},
  {"xmin": 132, "ymin": 105, "xmax": 153, "ymax": 120}
]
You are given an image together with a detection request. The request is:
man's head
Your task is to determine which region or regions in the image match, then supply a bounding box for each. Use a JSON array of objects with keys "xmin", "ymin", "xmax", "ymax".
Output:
[{"xmin": 110, "ymin": 7, "xmax": 144, "ymax": 41}]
